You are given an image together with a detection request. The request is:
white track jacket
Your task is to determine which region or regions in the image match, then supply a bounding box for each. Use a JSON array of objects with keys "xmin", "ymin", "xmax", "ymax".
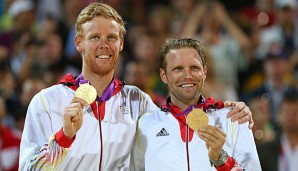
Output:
[
  {"xmin": 19, "ymin": 75, "xmax": 157, "ymax": 171},
  {"xmin": 132, "ymin": 107, "xmax": 262, "ymax": 171}
]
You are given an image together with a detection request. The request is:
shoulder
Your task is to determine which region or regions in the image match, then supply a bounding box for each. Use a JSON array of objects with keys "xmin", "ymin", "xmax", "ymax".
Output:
[
  {"xmin": 37, "ymin": 84, "xmax": 73, "ymax": 99},
  {"xmin": 208, "ymin": 107, "xmax": 249, "ymax": 129},
  {"xmin": 123, "ymin": 84, "xmax": 144, "ymax": 93},
  {"xmin": 122, "ymin": 85, "xmax": 152, "ymax": 100},
  {"xmin": 138, "ymin": 108, "xmax": 165, "ymax": 124},
  {"xmin": 207, "ymin": 107, "xmax": 231, "ymax": 118},
  {"xmin": 29, "ymin": 84, "xmax": 73, "ymax": 106}
]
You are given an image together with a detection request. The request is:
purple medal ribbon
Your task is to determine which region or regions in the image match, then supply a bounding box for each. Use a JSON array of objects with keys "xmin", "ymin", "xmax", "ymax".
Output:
[
  {"xmin": 76, "ymin": 74, "xmax": 115, "ymax": 103},
  {"xmin": 165, "ymin": 96, "xmax": 206, "ymax": 116}
]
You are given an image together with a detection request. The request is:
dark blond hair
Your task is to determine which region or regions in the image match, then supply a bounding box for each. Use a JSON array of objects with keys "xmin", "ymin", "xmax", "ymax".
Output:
[
  {"xmin": 158, "ymin": 38, "xmax": 207, "ymax": 72},
  {"xmin": 75, "ymin": 2, "xmax": 126, "ymax": 38}
]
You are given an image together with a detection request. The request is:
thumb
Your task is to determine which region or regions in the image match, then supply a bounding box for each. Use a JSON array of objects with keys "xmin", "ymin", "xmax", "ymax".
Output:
[{"xmin": 71, "ymin": 97, "xmax": 89, "ymax": 107}]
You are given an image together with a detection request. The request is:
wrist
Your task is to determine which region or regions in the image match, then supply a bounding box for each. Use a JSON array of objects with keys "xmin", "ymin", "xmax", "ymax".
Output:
[
  {"xmin": 55, "ymin": 128, "xmax": 75, "ymax": 148},
  {"xmin": 63, "ymin": 127, "xmax": 75, "ymax": 139},
  {"xmin": 210, "ymin": 149, "xmax": 229, "ymax": 167}
]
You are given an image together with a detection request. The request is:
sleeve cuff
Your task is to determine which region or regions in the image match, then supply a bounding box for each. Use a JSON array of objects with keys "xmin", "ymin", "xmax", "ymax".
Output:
[
  {"xmin": 55, "ymin": 128, "xmax": 75, "ymax": 148},
  {"xmin": 215, "ymin": 156, "xmax": 235, "ymax": 171}
]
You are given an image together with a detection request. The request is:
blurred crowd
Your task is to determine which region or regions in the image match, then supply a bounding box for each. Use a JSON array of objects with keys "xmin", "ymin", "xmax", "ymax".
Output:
[{"xmin": 0, "ymin": 0, "xmax": 298, "ymax": 170}]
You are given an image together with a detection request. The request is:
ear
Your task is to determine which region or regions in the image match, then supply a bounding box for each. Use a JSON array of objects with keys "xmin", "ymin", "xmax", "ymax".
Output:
[
  {"xmin": 74, "ymin": 35, "xmax": 83, "ymax": 53},
  {"xmin": 203, "ymin": 66, "xmax": 207, "ymax": 80},
  {"xmin": 160, "ymin": 68, "xmax": 168, "ymax": 84},
  {"xmin": 119, "ymin": 38, "xmax": 124, "ymax": 52}
]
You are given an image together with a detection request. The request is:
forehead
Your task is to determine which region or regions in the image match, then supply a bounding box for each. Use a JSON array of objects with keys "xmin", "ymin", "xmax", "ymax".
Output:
[
  {"xmin": 81, "ymin": 16, "xmax": 120, "ymax": 35},
  {"xmin": 165, "ymin": 47, "xmax": 202, "ymax": 66}
]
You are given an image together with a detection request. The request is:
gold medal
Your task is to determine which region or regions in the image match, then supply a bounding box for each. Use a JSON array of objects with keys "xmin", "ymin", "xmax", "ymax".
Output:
[
  {"xmin": 186, "ymin": 107, "xmax": 208, "ymax": 131},
  {"xmin": 75, "ymin": 83, "xmax": 97, "ymax": 104}
]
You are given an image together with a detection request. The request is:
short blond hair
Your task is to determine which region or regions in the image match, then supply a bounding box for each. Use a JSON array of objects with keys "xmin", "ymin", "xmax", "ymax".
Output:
[{"xmin": 75, "ymin": 2, "xmax": 126, "ymax": 38}]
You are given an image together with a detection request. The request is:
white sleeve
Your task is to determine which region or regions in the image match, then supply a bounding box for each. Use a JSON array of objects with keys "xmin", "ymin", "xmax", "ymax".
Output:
[
  {"xmin": 19, "ymin": 90, "xmax": 72, "ymax": 171},
  {"xmin": 130, "ymin": 120, "xmax": 145, "ymax": 171},
  {"xmin": 227, "ymin": 120, "xmax": 262, "ymax": 171}
]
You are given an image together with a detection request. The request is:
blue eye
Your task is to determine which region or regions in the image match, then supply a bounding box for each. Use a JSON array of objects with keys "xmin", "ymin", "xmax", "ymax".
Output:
[
  {"xmin": 91, "ymin": 35, "xmax": 100, "ymax": 40},
  {"xmin": 108, "ymin": 35, "xmax": 117, "ymax": 41},
  {"xmin": 173, "ymin": 67, "xmax": 182, "ymax": 72}
]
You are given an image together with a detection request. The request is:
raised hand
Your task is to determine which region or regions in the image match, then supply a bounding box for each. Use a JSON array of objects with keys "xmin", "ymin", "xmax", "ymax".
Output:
[
  {"xmin": 198, "ymin": 125, "xmax": 226, "ymax": 161},
  {"xmin": 63, "ymin": 97, "xmax": 88, "ymax": 139}
]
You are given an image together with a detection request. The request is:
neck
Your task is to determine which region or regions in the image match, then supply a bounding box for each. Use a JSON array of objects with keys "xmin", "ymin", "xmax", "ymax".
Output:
[
  {"xmin": 82, "ymin": 70, "xmax": 114, "ymax": 97},
  {"xmin": 170, "ymin": 95, "xmax": 200, "ymax": 111}
]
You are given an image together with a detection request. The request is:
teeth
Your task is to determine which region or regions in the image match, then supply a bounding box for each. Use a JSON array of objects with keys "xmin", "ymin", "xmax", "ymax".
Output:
[
  {"xmin": 181, "ymin": 84, "xmax": 194, "ymax": 88},
  {"xmin": 96, "ymin": 55, "xmax": 110, "ymax": 59}
]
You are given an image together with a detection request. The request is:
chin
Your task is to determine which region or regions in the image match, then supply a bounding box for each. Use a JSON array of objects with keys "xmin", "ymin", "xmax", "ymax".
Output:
[{"xmin": 94, "ymin": 68, "xmax": 114, "ymax": 76}]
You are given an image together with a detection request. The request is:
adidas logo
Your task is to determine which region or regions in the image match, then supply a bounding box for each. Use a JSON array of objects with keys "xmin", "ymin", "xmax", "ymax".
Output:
[{"xmin": 156, "ymin": 128, "xmax": 169, "ymax": 137}]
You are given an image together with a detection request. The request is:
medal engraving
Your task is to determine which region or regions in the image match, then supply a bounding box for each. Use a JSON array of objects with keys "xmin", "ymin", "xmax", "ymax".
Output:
[
  {"xmin": 75, "ymin": 84, "xmax": 97, "ymax": 104},
  {"xmin": 186, "ymin": 107, "xmax": 208, "ymax": 131}
]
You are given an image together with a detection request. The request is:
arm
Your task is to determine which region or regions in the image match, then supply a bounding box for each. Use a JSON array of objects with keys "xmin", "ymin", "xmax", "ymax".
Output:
[
  {"xmin": 19, "ymin": 91, "xmax": 86, "ymax": 170},
  {"xmin": 213, "ymin": 2, "xmax": 251, "ymax": 51},
  {"xmin": 130, "ymin": 91, "xmax": 157, "ymax": 171},
  {"xmin": 130, "ymin": 126, "xmax": 145, "ymax": 171},
  {"xmin": 181, "ymin": 2, "xmax": 206, "ymax": 37},
  {"xmin": 227, "ymin": 119, "xmax": 262, "ymax": 171}
]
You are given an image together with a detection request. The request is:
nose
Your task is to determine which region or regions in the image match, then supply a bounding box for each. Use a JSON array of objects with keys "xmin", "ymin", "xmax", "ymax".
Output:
[
  {"xmin": 99, "ymin": 38, "xmax": 109, "ymax": 49},
  {"xmin": 183, "ymin": 69, "xmax": 192, "ymax": 78}
]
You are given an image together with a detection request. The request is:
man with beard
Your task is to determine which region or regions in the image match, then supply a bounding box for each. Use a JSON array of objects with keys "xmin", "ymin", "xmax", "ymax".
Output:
[
  {"xmin": 132, "ymin": 38, "xmax": 262, "ymax": 171},
  {"xmin": 19, "ymin": 3, "xmax": 253, "ymax": 170}
]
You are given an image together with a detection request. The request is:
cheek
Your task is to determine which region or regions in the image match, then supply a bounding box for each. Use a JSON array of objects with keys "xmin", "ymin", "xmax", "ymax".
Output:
[
  {"xmin": 196, "ymin": 71, "xmax": 205, "ymax": 79},
  {"xmin": 170, "ymin": 74, "xmax": 182, "ymax": 83}
]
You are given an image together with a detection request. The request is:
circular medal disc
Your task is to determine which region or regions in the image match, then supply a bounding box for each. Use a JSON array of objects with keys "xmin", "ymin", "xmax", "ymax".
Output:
[
  {"xmin": 186, "ymin": 108, "xmax": 209, "ymax": 131},
  {"xmin": 75, "ymin": 84, "xmax": 97, "ymax": 104}
]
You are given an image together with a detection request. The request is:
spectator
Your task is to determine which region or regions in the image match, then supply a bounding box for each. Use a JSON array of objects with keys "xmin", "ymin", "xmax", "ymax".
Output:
[
  {"xmin": 258, "ymin": 92, "xmax": 298, "ymax": 171},
  {"xmin": 182, "ymin": 0, "xmax": 251, "ymax": 92},
  {"xmin": 258, "ymin": 0, "xmax": 298, "ymax": 59},
  {"xmin": 248, "ymin": 95, "xmax": 276, "ymax": 145},
  {"xmin": 242, "ymin": 49, "xmax": 296, "ymax": 126},
  {"xmin": 0, "ymin": 96, "xmax": 20, "ymax": 171}
]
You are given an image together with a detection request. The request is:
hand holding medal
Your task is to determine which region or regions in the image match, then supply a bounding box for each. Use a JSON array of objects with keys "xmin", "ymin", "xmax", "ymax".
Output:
[{"xmin": 63, "ymin": 83, "xmax": 97, "ymax": 139}]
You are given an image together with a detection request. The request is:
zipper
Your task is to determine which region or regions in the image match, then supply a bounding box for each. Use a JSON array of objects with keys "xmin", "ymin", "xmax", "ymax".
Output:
[
  {"xmin": 97, "ymin": 102, "xmax": 103, "ymax": 171},
  {"xmin": 185, "ymin": 116, "xmax": 190, "ymax": 171}
]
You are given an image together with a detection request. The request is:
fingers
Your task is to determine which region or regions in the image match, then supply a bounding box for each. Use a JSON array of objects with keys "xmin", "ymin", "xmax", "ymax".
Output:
[
  {"xmin": 248, "ymin": 114, "xmax": 254, "ymax": 129},
  {"xmin": 231, "ymin": 106, "xmax": 252, "ymax": 125},
  {"xmin": 229, "ymin": 105, "xmax": 247, "ymax": 122},
  {"xmin": 198, "ymin": 125, "xmax": 226, "ymax": 161},
  {"xmin": 71, "ymin": 97, "xmax": 89, "ymax": 107},
  {"xmin": 64, "ymin": 102, "xmax": 84, "ymax": 122},
  {"xmin": 198, "ymin": 125, "xmax": 226, "ymax": 147},
  {"xmin": 224, "ymin": 100, "xmax": 234, "ymax": 108},
  {"xmin": 226, "ymin": 101, "xmax": 245, "ymax": 118},
  {"xmin": 226, "ymin": 101, "xmax": 254, "ymax": 129}
]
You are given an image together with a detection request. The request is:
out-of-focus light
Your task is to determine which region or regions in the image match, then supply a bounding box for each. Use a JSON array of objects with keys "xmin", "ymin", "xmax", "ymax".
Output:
[{"xmin": 257, "ymin": 12, "xmax": 270, "ymax": 26}]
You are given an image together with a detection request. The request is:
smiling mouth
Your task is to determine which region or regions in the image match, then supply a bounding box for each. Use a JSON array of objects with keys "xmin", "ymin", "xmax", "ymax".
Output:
[
  {"xmin": 96, "ymin": 55, "xmax": 112, "ymax": 59},
  {"xmin": 180, "ymin": 84, "xmax": 195, "ymax": 88}
]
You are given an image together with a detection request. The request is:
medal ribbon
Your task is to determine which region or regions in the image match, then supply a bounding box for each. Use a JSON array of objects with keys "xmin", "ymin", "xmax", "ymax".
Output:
[
  {"xmin": 165, "ymin": 96, "xmax": 206, "ymax": 116},
  {"xmin": 76, "ymin": 73, "xmax": 115, "ymax": 102},
  {"xmin": 164, "ymin": 96, "xmax": 206, "ymax": 142}
]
